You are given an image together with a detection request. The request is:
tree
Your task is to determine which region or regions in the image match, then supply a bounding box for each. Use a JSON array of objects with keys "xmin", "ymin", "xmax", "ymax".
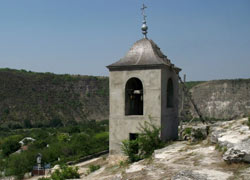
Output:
[
  {"xmin": 1, "ymin": 136, "xmax": 21, "ymax": 156},
  {"xmin": 24, "ymin": 119, "xmax": 32, "ymax": 128},
  {"xmin": 50, "ymin": 118, "xmax": 63, "ymax": 127},
  {"xmin": 5, "ymin": 153, "xmax": 31, "ymax": 180}
]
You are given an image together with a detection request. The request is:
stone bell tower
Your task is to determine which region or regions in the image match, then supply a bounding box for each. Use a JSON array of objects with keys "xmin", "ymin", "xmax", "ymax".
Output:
[{"xmin": 107, "ymin": 4, "xmax": 181, "ymax": 154}]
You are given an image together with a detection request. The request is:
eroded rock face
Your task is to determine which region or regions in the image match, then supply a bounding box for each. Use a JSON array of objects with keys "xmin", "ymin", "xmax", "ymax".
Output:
[
  {"xmin": 210, "ymin": 118, "xmax": 250, "ymax": 163},
  {"xmin": 223, "ymin": 148, "xmax": 246, "ymax": 163},
  {"xmin": 189, "ymin": 79, "xmax": 250, "ymax": 119}
]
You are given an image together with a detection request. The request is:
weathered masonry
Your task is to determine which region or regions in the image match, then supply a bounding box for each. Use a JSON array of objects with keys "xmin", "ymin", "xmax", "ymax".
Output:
[
  {"xmin": 107, "ymin": 4, "xmax": 181, "ymax": 154},
  {"xmin": 107, "ymin": 38, "xmax": 181, "ymax": 154}
]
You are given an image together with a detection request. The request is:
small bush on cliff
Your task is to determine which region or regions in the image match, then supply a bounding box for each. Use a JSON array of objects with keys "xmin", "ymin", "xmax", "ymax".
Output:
[
  {"xmin": 88, "ymin": 164, "xmax": 101, "ymax": 173},
  {"xmin": 137, "ymin": 121, "xmax": 164, "ymax": 157},
  {"xmin": 247, "ymin": 116, "xmax": 250, "ymax": 127},
  {"xmin": 39, "ymin": 165, "xmax": 79, "ymax": 180},
  {"xmin": 121, "ymin": 121, "xmax": 164, "ymax": 163},
  {"xmin": 122, "ymin": 139, "xmax": 141, "ymax": 162},
  {"xmin": 51, "ymin": 165, "xmax": 79, "ymax": 180}
]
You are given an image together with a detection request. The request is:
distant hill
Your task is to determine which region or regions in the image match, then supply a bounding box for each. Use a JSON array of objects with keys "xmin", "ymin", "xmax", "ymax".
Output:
[
  {"xmin": 0, "ymin": 68, "xmax": 109, "ymax": 128},
  {"xmin": 0, "ymin": 68, "xmax": 249, "ymax": 128}
]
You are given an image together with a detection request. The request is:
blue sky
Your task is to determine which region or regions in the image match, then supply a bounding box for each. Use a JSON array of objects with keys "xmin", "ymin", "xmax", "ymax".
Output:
[{"xmin": 0, "ymin": 0, "xmax": 249, "ymax": 81}]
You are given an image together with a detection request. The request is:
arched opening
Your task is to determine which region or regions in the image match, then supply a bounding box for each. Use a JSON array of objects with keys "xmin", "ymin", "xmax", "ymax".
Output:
[
  {"xmin": 167, "ymin": 78, "xmax": 174, "ymax": 108},
  {"xmin": 125, "ymin": 77, "xmax": 143, "ymax": 115}
]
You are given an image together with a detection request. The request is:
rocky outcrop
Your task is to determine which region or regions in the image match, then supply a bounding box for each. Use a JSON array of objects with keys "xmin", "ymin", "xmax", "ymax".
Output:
[
  {"xmin": 179, "ymin": 124, "xmax": 209, "ymax": 142},
  {"xmin": 188, "ymin": 79, "xmax": 250, "ymax": 119},
  {"xmin": 210, "ymin": 118, "xmax": 250, "ymax": 163},
  {"xmin": 223, "ymin": 148, "xmax": 246, "ymax": 163}
]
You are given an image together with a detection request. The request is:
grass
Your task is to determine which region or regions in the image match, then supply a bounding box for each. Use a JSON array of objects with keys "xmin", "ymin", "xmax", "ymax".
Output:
[
  {"xmin": 119, "ymin": 160, "xmax": 129, "ymax": 168},
  {"xmin": 88, "ymin": 164, "xmax": 101, "ymax": 173},
  {"xmin": 215, "ymin": 144, "xmax": 227, "ymax": 153}
]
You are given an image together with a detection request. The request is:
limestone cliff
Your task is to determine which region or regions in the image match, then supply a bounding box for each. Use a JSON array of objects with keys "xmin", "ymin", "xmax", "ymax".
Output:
[
  {"xmin": 187, "ymin": 79, "xmax": 250, "ymax": 119},
  {"xmin": 0, "ymin": 68, "xmax": 109, "ymax": 128}
]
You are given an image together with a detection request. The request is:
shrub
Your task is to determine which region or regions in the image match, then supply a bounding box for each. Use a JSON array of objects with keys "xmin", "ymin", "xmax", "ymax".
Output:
[
  {"xmin": 93, "ymin": 132, "xmax": 109, "ymax": 151},
  {"xmin": 137, "ymin": 121, "xmax": 164, "ymax": 158},
  {"xmin": 1, "ymin": 136, "xmax": 22, "ymax": 156},
  {"xmin": 5, "ymin": 153, "xmax": 33, "ymax": 180},
  {"xmin": 121, "ymin": 139, "xmax": 141, "ymax": 163},
  {"xmin": 215, "ymin": 144, "xmax": 227, "ymax": 153},
  {"xmin": 52, "ymin": 165, "xmax": 79, "ymax": 179},
  {"xmin": 32, "ymin": 140, "xmax": 47, "ymax": 149},
  {"xmin": 50, "ymin": 118, "xmax": 63, "ymax": 127},
  {"xmin": 183, "ymin": 127, "xmax": 192, "ymax": 135},
  {"xmin": 39, "ymin": 165, "xmax": 79, "ymax": 180},
  {"xmin": 88, "ymin": 164, "xmax": 100, "ymax": 173},
  {"xmin": 192, "ymin": 129, "xmax": 205, "ymax": 141},
  {"xmin": 121, "ymin": 121, "xmax": 164, "ymax": 163},
  {"xmin": 23, "ymin": 119, "xmax": 32, "ymax": 128},
  {"xmin": 57, "ymin": 133, "xmax": 70, "ymax": 142},
  {"xmin": 119, "ymin": 160, "xmax": 128, "ymax": 167}
]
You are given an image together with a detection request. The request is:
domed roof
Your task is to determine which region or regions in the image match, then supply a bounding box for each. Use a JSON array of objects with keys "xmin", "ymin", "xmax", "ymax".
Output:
[{"xmin": 107, "ymin": 38, "xmax": 181, "ymax": 72}]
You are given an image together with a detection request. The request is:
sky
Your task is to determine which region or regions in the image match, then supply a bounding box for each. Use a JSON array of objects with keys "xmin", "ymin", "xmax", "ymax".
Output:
[{"xmin": 0, "ymin": 0, "xmax": 249, "ymax": 81}]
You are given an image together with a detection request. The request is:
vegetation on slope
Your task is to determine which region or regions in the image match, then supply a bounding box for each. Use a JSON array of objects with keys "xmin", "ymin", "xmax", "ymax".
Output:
[
  {"xmin": 39, "ymin": 165, "xmax": 80, "ymax": 180},
  {"xmin": 0, "ymin": 68, "xmax": 109, "ymax": 128},
  {"xmin": 0, "ymin": 120, "xmax": 108, "ymax": 179},
  {"xmin": 184, "ymin": 81, "xmax": 205, "ymax": 90},
  {"xmin": 122, "ymin": 121, "xmax": 164, "ymax": 163}
]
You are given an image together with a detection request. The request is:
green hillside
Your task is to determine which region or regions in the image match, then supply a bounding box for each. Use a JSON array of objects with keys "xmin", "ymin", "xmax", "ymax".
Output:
[
  {"xmin": 184, "ymin": 81, "xmax": 205, "ymax": 90},
  {"xmin": 0, "ymin": 68, "xmax": 109, "ymax": 129}
]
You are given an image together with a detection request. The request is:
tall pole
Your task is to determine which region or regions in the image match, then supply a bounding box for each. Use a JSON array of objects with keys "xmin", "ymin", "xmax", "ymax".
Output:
[{"xmin": 182, "ymin": 74, "xmax": 186, "ymax": 112}]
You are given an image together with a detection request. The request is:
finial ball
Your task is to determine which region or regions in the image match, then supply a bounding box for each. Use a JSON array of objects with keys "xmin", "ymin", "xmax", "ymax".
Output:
[{"xmin": 141, "ymin": 24, "xmax": 148, "ymax": 31}]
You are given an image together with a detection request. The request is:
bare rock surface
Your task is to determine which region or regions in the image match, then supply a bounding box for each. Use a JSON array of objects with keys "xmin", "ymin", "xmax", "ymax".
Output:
[
  {"xmin": 210, "ymin": 118, "xmax": 250, "ymax": 163},
  {"xmin": 76, "ymin": 118, "xmax": 250, "ymax": 180},
  {"xmin": 79, "ymin": 141, "xmax": 249, "ymax": 180},
  {"xmin": 171, "ymin": 170, "xmax": 207, "ymax": 180}
]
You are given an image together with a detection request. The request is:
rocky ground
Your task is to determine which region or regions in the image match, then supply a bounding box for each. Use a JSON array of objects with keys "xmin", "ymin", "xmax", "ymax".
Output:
[
  {"xmin": 78, "ymin": 118, "xmax": 250, "ymax": 180},
  {"xmin": 30, "ymin": 118, "xmax": 250, "ymax": 180},
  {"xmin": 78, "ymin": 142, "xmax": 249, "ymax": 180}
]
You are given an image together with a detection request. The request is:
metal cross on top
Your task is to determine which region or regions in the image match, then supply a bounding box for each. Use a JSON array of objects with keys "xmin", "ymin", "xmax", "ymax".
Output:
[
  {"xmin": 141, "ymin": 3, "xmax": 147, "ymax": 21},
  {"xmin": 141, "ymin": 3, "xmax": 148, "ymax": 38}
]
